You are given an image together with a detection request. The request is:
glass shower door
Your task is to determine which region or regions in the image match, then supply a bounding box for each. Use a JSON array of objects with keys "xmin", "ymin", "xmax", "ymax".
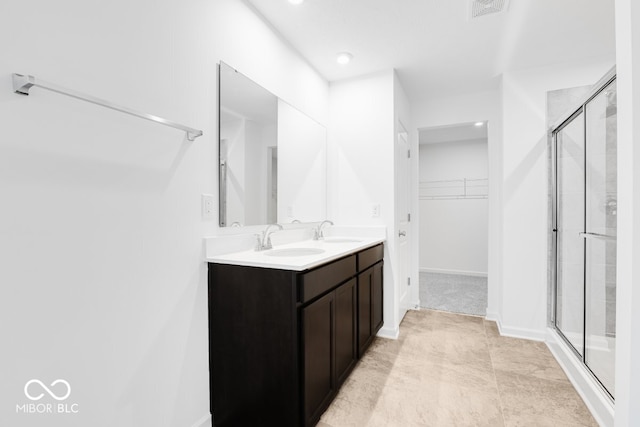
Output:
[
  {"xmin": 553, "ymin": 75, "xmax": 617, "ymax": 400},
  {"xmin": 555, "ymin": 112, "xmax": 585, "ymax": 356},
  {"xmin": 584, "ymin": 80, "xmax": 617, "ymax": 397}
]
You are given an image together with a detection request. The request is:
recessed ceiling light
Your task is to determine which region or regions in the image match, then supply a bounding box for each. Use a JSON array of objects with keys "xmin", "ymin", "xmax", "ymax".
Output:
[
  {"xmin": 288, "ymin": 0, "xmax": 304, "ymax": 5},
  {"xmin": 474, "ymin": 121, "xmax": 484, "ymax": 127},
  {"xmin": 336, "ymin": 52, "xmax": 353, "ymax": 65}
]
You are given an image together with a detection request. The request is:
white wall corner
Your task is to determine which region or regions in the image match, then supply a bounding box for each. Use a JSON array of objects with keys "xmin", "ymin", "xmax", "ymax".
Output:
[
  {"xmin": 497, "ymin": 323, "xmax": 547, "ymax": 342},
  {"xmin": 377, "ymin": 324, "xmax": 400, "ymax": 340},
  {"xmin": 484, "ymin": 309, "xmax": 502, "ymax": 325}
]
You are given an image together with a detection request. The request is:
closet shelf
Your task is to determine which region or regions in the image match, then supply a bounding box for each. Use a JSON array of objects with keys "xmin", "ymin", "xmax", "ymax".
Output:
[
  {"xmin": 420, "ymin": 178, "xmax": 488, "ymax": 200},
  {"xmin": 12, "ymin": 73, "xmax": 203, "ymax": 141}
]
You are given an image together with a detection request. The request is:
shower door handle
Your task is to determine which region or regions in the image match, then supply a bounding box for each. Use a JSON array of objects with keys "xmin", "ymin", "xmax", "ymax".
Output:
[{"xmin": 579, "ymin": 232, "xmax": 616, "ymax": 241}]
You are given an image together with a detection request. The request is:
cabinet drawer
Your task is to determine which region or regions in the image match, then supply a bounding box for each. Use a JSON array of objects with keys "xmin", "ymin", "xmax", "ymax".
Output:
[
  {"xmin": 300, "ymin": 255, "xmax": 356, "ymax": 303},
  {"xmin": 357, "ymin": 244, "xmax": 383, "ymax": 271}
]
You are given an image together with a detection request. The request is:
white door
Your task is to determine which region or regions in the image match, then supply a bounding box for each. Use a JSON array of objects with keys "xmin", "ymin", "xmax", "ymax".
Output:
[{"xmin": 395, "ymin": 123, "xmax": 411, "ymax": 321}]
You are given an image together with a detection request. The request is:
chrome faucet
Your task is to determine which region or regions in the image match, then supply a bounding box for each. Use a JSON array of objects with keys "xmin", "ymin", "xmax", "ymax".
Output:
[
  {"xmin": 256, "ymin": 223, "xmax": 283, "ymax": 251},
  {"xmin": 314, "ymin": 220, "xmax": 334, "ymax": 240}
]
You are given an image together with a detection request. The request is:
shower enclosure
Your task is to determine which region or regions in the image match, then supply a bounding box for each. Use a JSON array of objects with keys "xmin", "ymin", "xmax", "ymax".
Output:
[{"xmin": 551, "ymin": 70, "xmax": 617, "ymax": 400}]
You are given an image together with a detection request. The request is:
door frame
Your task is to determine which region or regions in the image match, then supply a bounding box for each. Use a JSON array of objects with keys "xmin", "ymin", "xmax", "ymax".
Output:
[{"xmin": 395, "ymin": 120, "xmax": 411, "ymax": 322}]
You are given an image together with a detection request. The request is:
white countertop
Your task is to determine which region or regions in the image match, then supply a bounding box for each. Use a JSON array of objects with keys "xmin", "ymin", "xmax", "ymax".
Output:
[{"xmin": 206, "ymin": 236, "xmax": 385, "ymax": 271}]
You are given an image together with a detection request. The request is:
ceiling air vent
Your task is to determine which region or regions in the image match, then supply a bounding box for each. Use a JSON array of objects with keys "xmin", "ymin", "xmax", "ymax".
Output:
[{"xmin": 469, "ymin": 0, "xmax": 509, "ymax": 19}]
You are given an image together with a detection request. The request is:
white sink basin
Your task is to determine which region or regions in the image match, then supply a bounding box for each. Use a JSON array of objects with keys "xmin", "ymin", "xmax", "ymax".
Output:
[
  {"xmin": 321, "ymin": 237, "xmax": 363, "ymax": 243},
  {"xmin": 265, "ymin": 248, "xmax": 326, "ymax": 257}
]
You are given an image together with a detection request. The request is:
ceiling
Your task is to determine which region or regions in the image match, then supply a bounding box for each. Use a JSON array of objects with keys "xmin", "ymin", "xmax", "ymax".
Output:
[{"xmin": 244, "ymin": 0, "xmax": 616, "ymax": 101}]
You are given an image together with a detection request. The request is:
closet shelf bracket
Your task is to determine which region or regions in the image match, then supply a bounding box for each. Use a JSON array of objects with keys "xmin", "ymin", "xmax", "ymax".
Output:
[{"xmin": 12, "ymin": 73, "xmax": 203, "ymax": 141}]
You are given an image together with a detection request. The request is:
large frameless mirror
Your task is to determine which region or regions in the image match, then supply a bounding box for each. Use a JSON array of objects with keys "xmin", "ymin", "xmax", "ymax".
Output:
[{"xmin": 218, "ymin": 62, "xmax": 327, "ymax": 227}]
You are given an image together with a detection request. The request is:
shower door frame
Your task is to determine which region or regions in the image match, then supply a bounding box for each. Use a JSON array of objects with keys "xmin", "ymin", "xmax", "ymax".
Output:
[{"xmin": 550, "ymin": 67, "xmax": 617, "ymax": 401}]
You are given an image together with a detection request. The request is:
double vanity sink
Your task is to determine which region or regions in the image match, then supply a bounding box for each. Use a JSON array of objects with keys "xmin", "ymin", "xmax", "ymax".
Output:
[
  {"xmin": 206, "ymin": 227, "xmax": 385, "ymax": 426},
  {"xmin": 207, "ymin": 233, "xmax": 383, "ymax": 271}
]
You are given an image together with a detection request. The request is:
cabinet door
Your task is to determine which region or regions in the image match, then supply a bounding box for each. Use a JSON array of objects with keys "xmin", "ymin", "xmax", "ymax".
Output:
[
  {"xmin": 372, "ymin": 262, "xmax": 384, "ymax": 334},
  {"xmin": 358, "ymin": 262, "xmax": 384, "ymax": 357},
  {"xmin": 357, "ymin": 267, "xmax": 373, "ymax": 357},
  {"xmin": 303, "ymin": 291, "xmax": 335, "ymax": 426},
  {"xmin": 335, "ymin": 278, "xmax": 357, "ymax": 386}
]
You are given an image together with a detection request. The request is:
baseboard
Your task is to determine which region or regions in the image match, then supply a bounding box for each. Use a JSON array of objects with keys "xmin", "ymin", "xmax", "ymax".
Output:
[
  {"xmin": 484, "ymin": 310, "xmax": 501, "ymax": 324},
  {"xmin": 497, "ymin": 323, "xmax": 546, "ymax": 342},
  {"xmin": 546, "ymin": 328, "xmax": 614, "ymax": 427},
  {"xmin": 377, "ymin": 324, "xmax": 400, "ymax": 340},
  {"xmin": 419, "ymin": 267, "xmax": 488, "ymax": 277},
  {"xmin": 191, "ymin": 414, "xmax": 211, "ymax": 427}
]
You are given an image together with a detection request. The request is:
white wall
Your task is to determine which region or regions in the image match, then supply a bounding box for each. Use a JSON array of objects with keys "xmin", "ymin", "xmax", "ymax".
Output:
[
  {"xmin": 500, "ymin": 58, "xmax": 614, "ymax": 339},
  {"xmin": 613, "ymin": 0, "xmax": 640, "ymax": 424},
  {"xmin": 328, "ymin": 70, "xmax": 401, "ymax": 336},
  {"xmin": 412, "ymin": 89, "xmax": 503, "ymax": 319},
  {"xmin": 0, "ymin": 1, "xmax": 328, "ymax": 426},
  {"xmin": 419, "ymin": 140, "xmax": 488, "ymax": 181},
  {"xmin": 326, "ymin": 70, "xmax": 413, "ymax": 335},
  {"xmin": 419, "ymin": 139, "xmax": 488, "ymax": 275}
]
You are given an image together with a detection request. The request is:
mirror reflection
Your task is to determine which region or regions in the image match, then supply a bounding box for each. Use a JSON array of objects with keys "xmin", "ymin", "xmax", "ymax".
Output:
[{"xmin": 218, "ymin": 62, "xmax": 327, "ymax": 227}]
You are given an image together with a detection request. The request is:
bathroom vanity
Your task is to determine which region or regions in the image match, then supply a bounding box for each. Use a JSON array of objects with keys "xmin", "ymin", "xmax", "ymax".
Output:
[{"xmin": 207, "ymin": 241, "xmax": 383, "ymax": 427}]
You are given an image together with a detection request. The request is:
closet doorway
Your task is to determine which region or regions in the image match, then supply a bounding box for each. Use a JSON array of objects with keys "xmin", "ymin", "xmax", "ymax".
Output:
[{"xmin": 418, "ymin": 122, "xmax": 489, "ymax": 316}]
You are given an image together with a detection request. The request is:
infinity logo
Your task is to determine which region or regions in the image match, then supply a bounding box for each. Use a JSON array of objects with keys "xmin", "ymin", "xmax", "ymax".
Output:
[{"xmin": 24, "ymin": 379, "xmax": 71, "ymax": 401}]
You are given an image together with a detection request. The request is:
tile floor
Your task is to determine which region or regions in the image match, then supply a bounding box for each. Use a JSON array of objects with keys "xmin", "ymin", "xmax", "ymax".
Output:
[{"xmin": 319, "ymin": 309, "xmax": 597, "ymax": 427}]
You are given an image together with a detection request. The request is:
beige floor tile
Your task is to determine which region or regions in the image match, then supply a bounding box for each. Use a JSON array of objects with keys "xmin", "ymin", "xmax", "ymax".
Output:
[
  {"xmin": 400, "ymin": 309, "xmax": 433, "ymax": 323},
  {"xmin": 359, "ymin": 344, "xmax": 400, "ymax": 371},
  {"xmin": 335, "ymin": 367, "xmax": 388, "ymax": 410},
  {"xmin": 428, "ymin": 310, "xmax": 486, "ymax": 334},
  {"xmin": 321, "ymin": 309, "xmax": 596, "ymax": 427},
  {"xmin": 368, "ymin": 374, "xmax": 504, "ymax": 427},
  {"xmin": 483, "ymin": 319, "xmax": 501, "ymax": 338},
  {"xmin": 319, "ymin": 397, "xmax": 374, "ymax": 427},
  {"xmin": 401, "ymin": 328, "xmax": 492, "ymax": 366},
  {"xmin": 367, "ymin": 335, "xmax": 406, "ymax": 356},
  {"xmin": 494, "ymin": 370, "xmax": 598, "ymax": 427},
  {"xmin": 488, "ymin": 336, "xmax": 569, "ymax": 383}
]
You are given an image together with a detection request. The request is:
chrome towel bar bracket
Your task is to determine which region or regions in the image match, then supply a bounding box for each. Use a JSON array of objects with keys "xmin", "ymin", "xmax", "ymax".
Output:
[{"xmin": 12, "ymin": 73, "xmax": 203, "ymax": 141}]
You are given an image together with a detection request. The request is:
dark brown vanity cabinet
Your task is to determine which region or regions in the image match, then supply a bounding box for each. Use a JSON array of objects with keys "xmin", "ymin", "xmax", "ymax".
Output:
[
  {"xmin": 356, "ymin": 243, "xmax": 384, "ymax": 357},
  {"xmin": 302, "ymin": 278, "xmax": 357, "ymax": 425},
  {"xmin": 334, "ymin": 278, "xmax": 358, "ymax": 385},
  {"xmin": 357, "ymin": 262, "xmax": 384, "ymax": 356},
  {"xmin": 208, "ymin": 243, "xmax": 383, "ymax": 427}
]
